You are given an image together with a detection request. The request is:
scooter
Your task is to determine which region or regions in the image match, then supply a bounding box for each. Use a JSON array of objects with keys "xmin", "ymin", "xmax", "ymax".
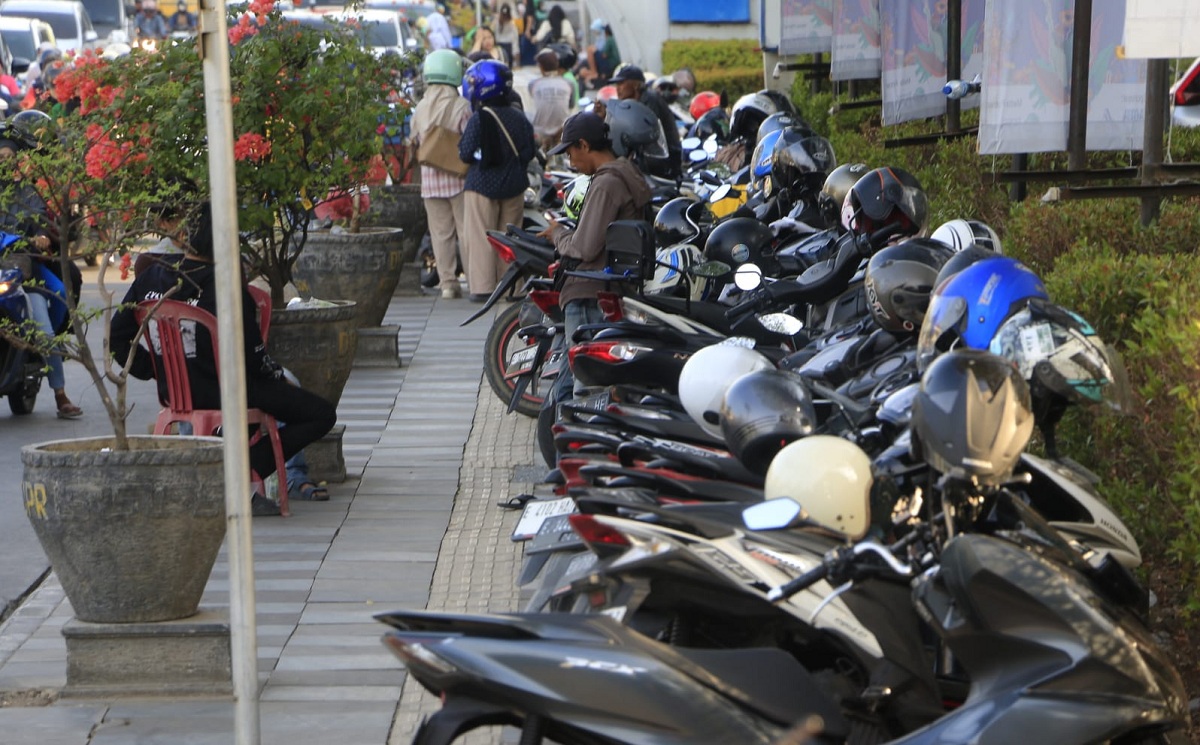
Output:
[{"xmin": 0, "ymin": 254, "xmax": 45, "ymax": 415}]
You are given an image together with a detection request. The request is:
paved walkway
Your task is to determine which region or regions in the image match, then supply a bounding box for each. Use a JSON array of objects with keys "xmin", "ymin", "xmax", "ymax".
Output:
[{"xmin": 0, "ymin": 285, "xmax": 537, "ymax": 744}]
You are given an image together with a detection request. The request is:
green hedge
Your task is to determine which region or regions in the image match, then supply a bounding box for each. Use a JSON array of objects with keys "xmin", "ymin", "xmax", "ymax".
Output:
[{"xmin": 661, "ymin": 39, "xmax": 760, "ymax": 72}]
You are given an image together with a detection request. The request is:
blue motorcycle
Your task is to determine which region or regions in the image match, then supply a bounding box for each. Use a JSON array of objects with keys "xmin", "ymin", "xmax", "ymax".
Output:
[{"xmin": 0, "ymin": 234, "xmax": 48, "ymax": 416}]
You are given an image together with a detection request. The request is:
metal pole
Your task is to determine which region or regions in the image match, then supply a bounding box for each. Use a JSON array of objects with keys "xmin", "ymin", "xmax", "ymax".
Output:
[
  {"xmin": 579, "ymin": 1, "xmax": 589, "ymax": 53},
  {"xmin": 476, "ymin": 0, "xmax": 481, "ymax": 32},
  {"xmin": 198, "ymin": 1, "xmax": 260, "ymax": 743},
  {"xmin": 1010, "ymin": 153, "xmax": 1028, "ymax": 202},
  {"xmin": 1067, "ymin": 0, "xmax": 1092, "ymax": 170},
  {"xmin": 1141, "ymin": 58, "xmax": 1168, "ymax": 225},
  {"xmin": 945, "ymin": 0, "xmax": 961, "ymax": 133}
]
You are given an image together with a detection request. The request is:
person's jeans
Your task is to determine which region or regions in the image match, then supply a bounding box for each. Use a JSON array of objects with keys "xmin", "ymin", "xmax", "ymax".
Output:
[
  {"xmin": 26, "ymin": 291, "xmax": 65, "ymax": 390},
  {"xmin": 563, "ymin": 298, "xmax": 605, "ymax": 396}
]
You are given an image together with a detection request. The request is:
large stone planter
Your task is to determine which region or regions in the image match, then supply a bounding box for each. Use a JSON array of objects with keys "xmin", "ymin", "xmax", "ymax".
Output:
[
  {"xmin": 21, "ymin": 436, "xmax": 226, "ymax": 624},
  {"xmin": 267, "ymin": 300, "xmax": 358, "ymax": 407},
  {"xmin": 366, "ymin": 183, "xmax": 426, "ymax": 264},
  {"xmin": 292, "ymin": 228, "xmax": 405, "ymax": 327}
]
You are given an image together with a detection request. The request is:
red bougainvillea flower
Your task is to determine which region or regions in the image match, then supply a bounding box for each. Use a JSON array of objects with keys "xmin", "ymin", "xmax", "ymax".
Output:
[
  {"xmin": 229, "ymin": 14, "xmax": 258, "ymax": 45},
  {"xmin": 233, "ymin": 132, "xmax": 272, "ymax": 162}
]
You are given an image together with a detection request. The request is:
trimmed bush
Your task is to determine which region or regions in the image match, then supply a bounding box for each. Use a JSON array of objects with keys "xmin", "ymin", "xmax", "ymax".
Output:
[{"xmin": 661, "ymin": 39, "xmax": 760, "ymax": 72}]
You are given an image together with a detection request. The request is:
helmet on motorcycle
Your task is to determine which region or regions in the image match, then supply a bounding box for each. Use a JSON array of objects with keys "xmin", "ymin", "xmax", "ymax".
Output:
[
  {"xmin": 763, "ymin": 435, "xmax": 872, "ymax": 539},
  {"xmin": 844, "ymin": 167, "xmax": 928, "ymax": 243},
  {"xmin": 988, "ymin": 298, "xmax": 1132, "ymax": 412},
  {"xmin": 818, "ymin": 163, "xmax": 868, "ymax": 232},
  {"xmin": 461, "ymin": 59, "xmax": 513, "ymax": 104},
  {"xmin": 864, "ymin": 238, "xmax": 955, "ymax": 334},
  {"xmin": 690, "ymin": 91, "xmax": 721, "ymax": 121},
  {"xmin": 596, "ymin": 84, "xmax": 618, "ymax": 103},
  {"xmin": 8, "ymin": 110, "xmax": 53, "ymax": 149},
  {"xmin": 679, "ymin": 343, "xmax": 774, "ymax": 438},
  {"xmin": 756, "ymin": 112, "xmax": 800, "ymax": 145},
  {"xmin": 606, "ymin": 98, "xmax": 668, "ymax": 160},
  {"xmin": 912, "ymin": 348, "xmax": 1034, "ymax": 486},
  {"xmin": 719, "ymin": 368, "xmax": 817, "ymax": 475},
  {"xmin": 422, "ymin": 49, "xmax": 464, "ymax": 87},
  {"xmin": 703, "ymin": 216, "xmax": 774, "ymax": 272},
  {"xmin": 651, "ymin": 76, "xmax": 681, "ymax": 103},
  {"xmin": 673, "ymin": 68, "xmax": 697, "ymax": 96},
  {"xmin": 771, "ymin": 129, "xmax": 836, "ymax": 198},
  {"xmin": 548, "ymin": 42, "xmax": 577, "ymax": 72},
  {"xmin": 646, "ymin": 244, "xmax": 709, "ymax": 301},
  {"xmin": 729, "ymin": 92, "xmax": 779, "ymax": 143},
  {"xmin": 931, "ymin": 219, "xmax": 1003, "ymax": 254},
  {"xmin": 689, "ymin": 106, "xmax": 730, "ymax": 143},
  {"xmin": 918, "ymin": 256, "xmax": 1048, "ymax": 371},
  {"xmin": 562, "ymin": 175, "xmax": 590, "ymax": 221},
  {"xmin": 654, "ymin": 196, "xmax": 708, "ymax": 247},
  {"xmin": 750, "ymin": 129, "xmax": 783, "ymax": 192},
  {"xmin": 932, "ymin": 243, "xmax": 999, "ymax": 290}
]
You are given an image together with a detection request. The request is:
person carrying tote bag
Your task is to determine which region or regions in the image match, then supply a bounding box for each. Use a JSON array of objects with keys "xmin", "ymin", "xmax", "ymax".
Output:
[
  {"xmin": 412, "ymin": 50, "xmax": 473, "ymax": 299},
  {"xmin": 458, "ymin": 59, "xmax": 536, "ymax": 301}
]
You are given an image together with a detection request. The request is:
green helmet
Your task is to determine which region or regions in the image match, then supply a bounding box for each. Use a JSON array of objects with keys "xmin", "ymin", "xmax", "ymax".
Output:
[{"xmin": 423, "ymin": 50, "xmax": 464, "ymax": 87}]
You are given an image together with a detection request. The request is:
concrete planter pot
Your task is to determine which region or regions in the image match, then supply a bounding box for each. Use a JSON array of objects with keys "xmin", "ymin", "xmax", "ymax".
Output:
[
  {"xmin": 292, "ymin": 228, "xmax": 405, "ymax": 327},
  {"xmin": 266, "ymin": 300, "xmax": 358, "ymax": 407},
  {"xmin": 20, "ymin": 436, "xmax": 226, "ymax": 624},
  {"xmin": 366, "ymin": 183, "xmax": 426, "ymax": 264}
]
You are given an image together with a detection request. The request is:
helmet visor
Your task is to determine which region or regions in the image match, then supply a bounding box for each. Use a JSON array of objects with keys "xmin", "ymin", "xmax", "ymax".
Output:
[{"xmin": 917, "ymin": 294, "xmax": 968, "ymax": 371}]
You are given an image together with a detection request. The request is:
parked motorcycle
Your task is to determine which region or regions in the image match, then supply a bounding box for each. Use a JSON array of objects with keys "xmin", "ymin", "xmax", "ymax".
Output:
[{"xmin": 0, "ymin": 254, "xmax": 45, "ymax": 415}]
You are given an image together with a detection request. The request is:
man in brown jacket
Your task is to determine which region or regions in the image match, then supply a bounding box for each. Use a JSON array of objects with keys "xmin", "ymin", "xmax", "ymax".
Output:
[{"xmin": 541, "ymin": 111, "xmax": 651, "ymax": 350}]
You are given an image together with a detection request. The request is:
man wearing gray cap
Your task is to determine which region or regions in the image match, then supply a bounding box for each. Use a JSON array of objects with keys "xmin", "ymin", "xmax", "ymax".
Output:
[{"xmin": 597, "ymin": 64, "xmax": 681, "ymax": 178}]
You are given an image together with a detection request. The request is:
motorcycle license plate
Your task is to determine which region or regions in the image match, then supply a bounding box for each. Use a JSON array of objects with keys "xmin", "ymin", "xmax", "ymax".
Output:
[
  {"xmin": 511, "ymin": 496, "xmax": 577, "ymax": 541},
  {"xmin": 505, "ymin": 345, "xmax": 539, "ymax": 378}
]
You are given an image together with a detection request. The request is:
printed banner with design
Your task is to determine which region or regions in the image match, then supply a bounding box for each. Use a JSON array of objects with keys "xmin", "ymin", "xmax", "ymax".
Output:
[
  {"xmin": 880, "ymin": 0, "xmax": 985, "ymax": 125},
  {"xmin": 831, "ymin": 0, "xmax": 881, "ymax": 81},
  {"xmin": 979, "ymin": 0, "xmax": 1146, "ymax": 154},
  {"xmin": 780, "ymin": 0, "xmax": 834, "ymax": 56}
]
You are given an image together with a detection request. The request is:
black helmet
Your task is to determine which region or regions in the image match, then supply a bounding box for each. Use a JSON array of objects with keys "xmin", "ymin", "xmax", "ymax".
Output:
[
  {"xmin": 8, "ymin": 109, "xmax": 53, "ymax": 149},
  {"xmin": 912, "ymin": 348, "xmax": 1034, "ymax": 486},
  {"xmin": 654, "ymin": 197, "xmax": 709, "ymax": 247},
  {"xmin": 548, "ymin": 42, "xmax": 577, "ymax": 72},
  {"xmin": 703, "ymin": 216, "xmax": 774, "ymax": 271},
  {"xmin": 933, "ymin": 243, "xmax": 998, "ymax": 290},
  {"xmin": 818, "ymin": 163, "xmax": 868, "ymax": 232},
  {"xmin": 771, "ymin": 129, "xmax": 836, "ymax": 198},
  {"xmin": 756, "ymin": 112, "xmax": 803, "ymax": 146},
  {"xmin": 689, "ymin": 106, "xmax": 730, "ymax": 143},
  {"xmin": 607, "ymin": 98, "xmax": 668, "ymax": 160},
  {"xmin": 729, "ymin": 92, "xmax": 779, "ymax": 143},
  {"xmin": 864, "ymin": 238, "xmax": 955, "ymax": 334},
  {"xmin": 757, "ymin": 89, "xmax": 797, "ymax": 117},
  {"xmin": 845, "ymin": 167, "xmax": 928, "ymax": 243},
  {"xmin": 719, "ymin": 368, "xmax": 817, "ymax": 475}
]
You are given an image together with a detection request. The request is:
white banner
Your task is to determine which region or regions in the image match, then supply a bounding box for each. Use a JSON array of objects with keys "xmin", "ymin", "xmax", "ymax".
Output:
[
  {"xmin": 979, "ymin": 0, "xmax": 1146, "ymax": 154},
  {"xmin": 831, "ymin": 0, "xmax": 881, "ymax": 81},
  {"xmin": 780, "ymin": 0, "xmax": 834, "ymax": 56},
  {"xmin": 1123, "ymin": 0, "xmax": 1200, "ymax": 59},
  {"xmin": 880, "ymin": 0, "xmax": 985, "ymax": 125}
]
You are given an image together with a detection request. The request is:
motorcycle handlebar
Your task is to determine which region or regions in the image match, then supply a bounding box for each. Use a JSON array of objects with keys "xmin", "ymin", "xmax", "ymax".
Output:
[{"xmin": 767, "ymin": 540, "xmax": 915, "ymax": 602}]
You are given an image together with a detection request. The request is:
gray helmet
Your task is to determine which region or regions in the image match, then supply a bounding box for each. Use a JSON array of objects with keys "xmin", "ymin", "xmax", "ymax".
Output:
[
  {"xmin": 719, "ymin": 368, "xmax": 817, "ymax": 475},
  {"xmin": 818, "ymin": 163, "xmax": 867, "ymax": 232},
  {"xmin": 863, "ymin": 238, "xmax": 955, "ymax": 334},
  {"xmin": 606, "ymin": 98, "xmax": 667, "ymax": 160}
]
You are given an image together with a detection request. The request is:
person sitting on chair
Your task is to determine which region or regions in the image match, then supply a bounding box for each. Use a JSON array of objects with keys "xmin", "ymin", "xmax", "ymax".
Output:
[{"xmin": 110, "ymin": 202, "xmax": 336, "ymax": 517}]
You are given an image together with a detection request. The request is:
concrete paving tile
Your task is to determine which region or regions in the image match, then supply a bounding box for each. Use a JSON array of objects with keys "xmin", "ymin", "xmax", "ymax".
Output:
[
  {"xmin": 273, "ymin": 653, "xmax": 401, "ymax": 672},
  {"xmin": 284, "ymin": 634, "xmax": 387, "ymax": 648},
  {"xmin": 299, "ymin": 604, "xmax": 398, "ymax": 625},
  {"xmin": 306, "ymin": 586, "xmax": 430, "ymax": 604},
  {"xmin": 0, "ymin": 660, "xmax": 66, "ymax": 688},
  {"xmin": 261, "ymin": 684, "xmax": 403, "ymax": 702},
  {"xmin": 0, "ymin": 705, "xmax": 106, "ymax": 745},
  {"xmin": 323, "ymin": 549, "xmax": 439, "ymax": 563},
  {"xmin": 315, "ymin": 562, "xmax": 435, "ymax": 581},
  {"xmin": 266, "ymin": 669, "xmax": 404, "ymax": 687},
  {"xmin": 289, "ymin": 623, "xmax": 383, "ymax": 639}
]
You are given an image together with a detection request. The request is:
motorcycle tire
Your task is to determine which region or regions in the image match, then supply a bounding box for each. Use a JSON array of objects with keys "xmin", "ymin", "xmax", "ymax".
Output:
[
  {"xmin": 484, "ymin": 301, "xmax": 545, "ymax": 419},
  {"xmin": 8, "ymin": 377, "xmax": 39, "ymax": 415}
]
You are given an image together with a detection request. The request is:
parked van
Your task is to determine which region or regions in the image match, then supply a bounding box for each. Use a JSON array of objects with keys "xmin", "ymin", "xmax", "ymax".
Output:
[
  {"xmin": 0, "ymin": 0, "xmax": 99, "ymax": 54},
  {"xmin": 79, "ymin": 0, "xmax": 129, "ymax": 44},
  {"xmin": 0, "ymin": 16, "xmax": 54, "ymax": 83}
]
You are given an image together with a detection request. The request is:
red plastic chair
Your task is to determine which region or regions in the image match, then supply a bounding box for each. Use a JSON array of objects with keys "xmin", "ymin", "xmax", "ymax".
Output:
[
  {"xmin": 247, "ymin": 285, "xmax": 272, "ymax": 343},
  {"xmin": 134, "ymin": 298, "xmax": 290, "ymax": 516}
]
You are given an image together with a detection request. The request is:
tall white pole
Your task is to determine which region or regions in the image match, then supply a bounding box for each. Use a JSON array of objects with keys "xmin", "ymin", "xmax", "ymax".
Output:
[{"xmin": 197, "ymin": 1, "xmax": 261, "ymax": 743}]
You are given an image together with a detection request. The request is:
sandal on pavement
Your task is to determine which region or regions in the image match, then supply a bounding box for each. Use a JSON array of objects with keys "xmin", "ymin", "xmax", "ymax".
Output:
[
  {"xmin": 251, "ymin": 493, "xmax": 282, "ymax": 517},
  {"xmin": 55, "ymin": 396, "xmax": 83, "ymax": 420},
  {"xmin": 289, "ymin": 481, "xmax": 329, "ymax": 501}
]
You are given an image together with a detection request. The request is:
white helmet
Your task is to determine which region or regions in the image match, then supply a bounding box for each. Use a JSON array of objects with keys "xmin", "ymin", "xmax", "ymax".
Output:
[
  {"xmin": 563, "ymin": 175, "xmax": 590, "ymax": 221},
  {"xmin": 645, "ymin": 244, "xmax": 706, "ymax": 301},
  {"xmin": 679, "ymin": 343, "xmax": 773, "ymax": 438},
  {"xmin": 931, "ymin": 219, "xmax": 1003, "ymax": 254},
  {"xmin": 764, "ymin": 435, "xmax": 872, "ymax": 540}
]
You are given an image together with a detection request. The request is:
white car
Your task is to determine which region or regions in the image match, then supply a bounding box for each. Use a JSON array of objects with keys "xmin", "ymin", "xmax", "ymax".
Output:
[
  {"xmin": 0, "ymin": 15, "xmax": 55, "ymax": 78},
  {"xmin": 0, "ymin": 0, "xmax": 98, "ymax": 54},
  {"xmin": 336, "ymin": 8, "xmax": 420, "ymax": 58},
  {"xmin": 1171, "ymin": 57, "xmax": 1200, "ymax": 128}
]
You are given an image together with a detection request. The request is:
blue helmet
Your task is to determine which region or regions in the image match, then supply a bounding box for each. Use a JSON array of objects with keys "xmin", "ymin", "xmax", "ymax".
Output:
[
  {"xmin": 917, "ymin": 255, "xmax": 1048, "ymax": 371},
  {"xmin": 462, "ymin": 59, "xmax": 513, "ymax": 104},
  {"xmin": 751, "ymin": 129, "xmax": 782, "ymax": 186}
]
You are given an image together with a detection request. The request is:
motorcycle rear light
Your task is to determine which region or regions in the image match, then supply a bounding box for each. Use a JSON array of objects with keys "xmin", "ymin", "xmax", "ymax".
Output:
[
  {"xmin": 381, "ymin": 635, "xmax": 457, "ymax": 674},
  {"xmin": 486, "ymin": 234, "xmax": 517, "ymax": 265},
  {"xmin": 529, "ymin": 290, "xmax": 561, "ymax": 315},
  {"xmin": 568, "ymin": 341, "xmax": 652, "ymax": 366},
  {"xmin": 596, "ymin": 292, "xmax": 623, "ymax": 321},
  {"xmin": 568, "ymin": 514, "xmax": 631, "ymax": 548}
]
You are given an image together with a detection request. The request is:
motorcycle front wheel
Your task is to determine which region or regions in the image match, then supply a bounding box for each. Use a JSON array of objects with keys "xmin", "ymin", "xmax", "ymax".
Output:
[{"xmin": 483, "ymin": 301, "xmax": 544, "ymax": 418}]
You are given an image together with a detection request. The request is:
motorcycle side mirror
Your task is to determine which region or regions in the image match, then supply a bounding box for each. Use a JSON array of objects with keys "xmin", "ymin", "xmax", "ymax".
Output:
[
  {"xmin": 709, "ymin": 183, "xmax": 733, "ymax": 204},
  {"xmin": 733, "ymin": 262, "xmax": 763, "ymax": 291},
  {"xmin": 743, "ymin": 498, "xmax": 806, "ymax": 531},
  {"xmin": 689, "ymin": 149, "xmax": 710, "ymax": 164},
  {"xmin": 681, "ymin": 136, "xmax": 701, "ymax": 151},
  {"xmin": 758, "ymin": 312, "xmax": 803, "ymax": 335},
  {"xmin": 704, "ymin": 137, "xmax": 719, "ymax": 155},
  {"xmin": 691, "ymin": 260, "xmax": 731, "ymax": 278},
  {"xmin": 578, "ymin": 96, "xmax": 593, "ymax": 109}
]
